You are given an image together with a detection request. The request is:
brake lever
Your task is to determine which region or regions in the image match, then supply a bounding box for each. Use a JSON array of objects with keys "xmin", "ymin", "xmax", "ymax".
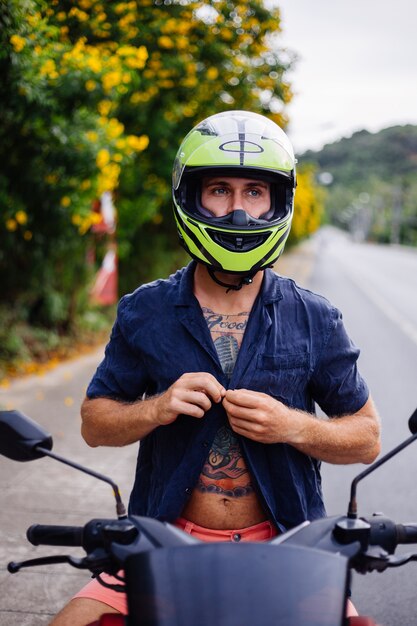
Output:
[
  {"xmin": 385, "ymin": 552, "xmax": 417, "ymax": 568},
  {"xmin": 8, "ymin": 554, "xmax": 87, "ymax": 573},
  {"xmin": 354, "ymin": 546, "xmax": 417, "ymax": 574}
]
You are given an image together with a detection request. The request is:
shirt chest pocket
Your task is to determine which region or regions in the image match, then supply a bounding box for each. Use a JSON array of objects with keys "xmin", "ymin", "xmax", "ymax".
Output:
[{"xmin": 250, "ymin": 352, "xmax": 310, "ymax": 402}]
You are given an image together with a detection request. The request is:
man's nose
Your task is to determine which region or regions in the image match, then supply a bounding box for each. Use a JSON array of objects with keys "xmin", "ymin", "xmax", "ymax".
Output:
[{"xmin": 230, "ymin": 191, "xmax": 245, "ymax": 212}]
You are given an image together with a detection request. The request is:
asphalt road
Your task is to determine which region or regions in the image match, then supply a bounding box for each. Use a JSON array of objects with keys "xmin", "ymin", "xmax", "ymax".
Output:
[
  {"xmin": 0, "ymin": 349, "xmax": 138, "ymax": 625},
  {"xmin": 1, "ymin": 229, "xmax": 416, "ymax": 625},
  {"xmin": 308, "ymin": 228, "xmax": 417, "ymax": 626}
]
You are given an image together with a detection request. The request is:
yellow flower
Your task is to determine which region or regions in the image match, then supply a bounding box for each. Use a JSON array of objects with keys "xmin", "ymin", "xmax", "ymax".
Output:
[
  {"xmin": 85, "ymin": 79, "xmax": 97, "ymax": 91},
  {"xmin": 80, "ymin": 179, "xmax": 92, "ymax": 190},
  {"xmin": 87, "ymin": 56, "xmax": 102, "ymax": 73},
  {"xmin": 126, "ymin": 135, "xmax": 149, "ymax": 152},
  {"xmin": 10, "ymin": 34, "xmax": 26, "ymax": 52},
  {"xmin": 45, "ymin": 173, "xmax": 58, "ymax": 184},
  {"xmin": 98, "ymin": 100, "xmax": 113, "ymax": 116},
  {"xmin": 60, "ymin": 196, "xmax": 71, "ymax": 207},
  {"xmin": 106, "ymin": 118, "xmax": 124, "ymax": 139},
  {"xmin": 71, "ymin": 214, "xmax": 83, "ymax": 226},
  {"xmin": 117, "ymin": 45, "xmax": 136, "ymax": 57},
  {"xmin": 40, "ymin": 59, "xmax": 58, "ymax": 80},
  {"xmin": 15, "ymin": 210, "xmax": 28, "ymax": 225},
  {"xmin": 176, "ymin": 36, "xmax": 189, "ymax": 50},
  {"xmin": 23, "ymin": 230, "xmax": 33, "ymax": 241},
  {"xmin": 207, "ymin": 67, "xmax": 219, "ymax": 80},
  {"xmin": 96, "ymin": 148, "xmax": 110, "ymax": 168},
  {"xmin": 90, "ymin": 212, "xmax": 102, "ymax": 225},
  {"xmin": 69, "ymin": 7, "xmax": 89, "ymax": 21},
  {"xmin": 6, "ymin": 219, "xmax": 17, "ymax": 232},
  {"xmin": 158, "ymin": 36, "xmax": 174, "ymax": 49},
  {"xmin": 85, "ymin": 130, "xmax": 99, "ymax": 142},
  {"xmin": 102, "ymin": 71, "xmax": 122, "ymax": 91}
]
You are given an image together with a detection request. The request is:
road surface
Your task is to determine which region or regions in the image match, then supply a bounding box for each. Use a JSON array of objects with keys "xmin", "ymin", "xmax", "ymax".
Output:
[{"xmin": 308, "ymin": 228, "xmax": 417, "ymax": 626}]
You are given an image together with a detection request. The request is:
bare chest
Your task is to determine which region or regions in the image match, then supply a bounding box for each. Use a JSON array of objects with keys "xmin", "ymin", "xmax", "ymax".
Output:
[
  {"xmin": 181, "ymin": 307, "xmax": 266, "ymax": 529},
  {"xmin": 202, "ymin": 307, "xmax": 248, "ymax": 377}
]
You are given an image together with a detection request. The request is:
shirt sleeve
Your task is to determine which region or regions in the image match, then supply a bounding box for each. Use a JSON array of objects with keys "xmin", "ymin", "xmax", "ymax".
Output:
[
  {"xmin": 309, "ymin": 307, "xmax": 369, "ymax": 417},
  {"xmin": 87, "ymin": 302, "xmax": 150, "ymax": 402}
]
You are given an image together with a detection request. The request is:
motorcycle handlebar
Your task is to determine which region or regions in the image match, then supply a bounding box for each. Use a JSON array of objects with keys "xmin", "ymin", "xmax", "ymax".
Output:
[
  {"xmin": 27, "ymin": 524, "xmax": 84, "ymax": 547},
  {"xmin": 396, "ymin": 523, "xmax": 417, "ymax": 545}
]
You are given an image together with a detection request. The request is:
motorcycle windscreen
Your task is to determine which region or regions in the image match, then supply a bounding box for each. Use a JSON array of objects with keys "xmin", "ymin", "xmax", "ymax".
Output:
[{"xmin": 125, "ymin": 543, "xmax": 348, "ymax": 626}]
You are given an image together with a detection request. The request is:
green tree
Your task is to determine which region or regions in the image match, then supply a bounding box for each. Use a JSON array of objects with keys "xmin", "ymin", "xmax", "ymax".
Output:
[
  {"xmin": 1, "ymin": 0, "xmax": 322, "ymax": 331},
  {"xmin": 1, "ymin": 0, "xmax": 295, "ymax": 312}
]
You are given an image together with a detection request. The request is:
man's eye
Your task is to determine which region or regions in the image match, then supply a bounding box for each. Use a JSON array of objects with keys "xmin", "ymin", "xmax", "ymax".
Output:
[{"xmin": 248, "ymin": 189, "xmax": 261, "ymax": 197}]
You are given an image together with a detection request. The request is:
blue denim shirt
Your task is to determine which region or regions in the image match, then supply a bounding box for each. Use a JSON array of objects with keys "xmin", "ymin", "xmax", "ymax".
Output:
[{"xmin": 87, "ymin": 262, "xmax": 369, "ymax": 531}]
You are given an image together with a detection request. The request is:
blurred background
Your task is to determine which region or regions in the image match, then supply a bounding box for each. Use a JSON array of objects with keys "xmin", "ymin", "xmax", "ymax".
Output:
[{"xmin": 1, "ymin": 1, "xmax": 417, "ymax": 624}]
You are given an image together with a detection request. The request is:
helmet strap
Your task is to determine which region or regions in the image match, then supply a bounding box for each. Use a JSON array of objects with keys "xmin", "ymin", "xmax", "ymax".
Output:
[{"xmin": 207, "ymin": 268, "xmax": 255, "ymax": 293}]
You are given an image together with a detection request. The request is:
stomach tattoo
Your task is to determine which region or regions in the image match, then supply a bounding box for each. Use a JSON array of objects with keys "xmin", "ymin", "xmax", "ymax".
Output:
[{"xmin": 198, "ymin": 425, "xmax": 255, "ymax": 498}]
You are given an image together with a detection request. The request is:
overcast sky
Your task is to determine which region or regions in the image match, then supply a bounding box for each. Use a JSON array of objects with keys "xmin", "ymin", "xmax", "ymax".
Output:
[{"xmin": 274, "ymin": 0, "xmax": 417, "ymax": 154}]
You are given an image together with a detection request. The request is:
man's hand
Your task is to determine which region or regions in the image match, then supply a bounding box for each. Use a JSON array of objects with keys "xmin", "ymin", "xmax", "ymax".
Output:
[
  {"xmin": 223, "ymin": 388, "xmax": 299, "ymax": 444},
  {"xmin": 223, "ymin": 390, "xmax": 381, "ymax": 465},
  {"xmin": 154, "ymin": 373, "xmax": 226, "ymax": 426}
]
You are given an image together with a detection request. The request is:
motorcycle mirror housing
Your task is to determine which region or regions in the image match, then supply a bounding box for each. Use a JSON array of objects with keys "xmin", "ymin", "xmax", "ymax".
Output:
[
  {"xmin": 0, "ymin": 410, "xmax": 53, "ymax": 462},
  {"xmin": 0, "ymin": 409, "xmax": 127, "ymax": 519},
  {"xmin": 408, "ymin": 408, "xmax": 417, "ymax": 435}
]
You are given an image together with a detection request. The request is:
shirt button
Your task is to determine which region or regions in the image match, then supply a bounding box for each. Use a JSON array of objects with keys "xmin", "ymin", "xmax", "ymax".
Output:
[
  {"xmin": 202, "ymin": 441, "xmax": 209, "ymax": 447},
  {"xmin": 232, "ymin": 533, "xmax": 241, "ymax": 542},
  {"xmin": 185, "ymin": 488, "xmax": 191, "ymax": 494}
]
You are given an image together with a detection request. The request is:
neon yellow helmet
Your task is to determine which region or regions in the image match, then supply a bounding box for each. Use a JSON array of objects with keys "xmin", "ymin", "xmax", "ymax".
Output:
[{"xmin": 172, "ymin": 110, "xmax": 296, "ymax": 276}]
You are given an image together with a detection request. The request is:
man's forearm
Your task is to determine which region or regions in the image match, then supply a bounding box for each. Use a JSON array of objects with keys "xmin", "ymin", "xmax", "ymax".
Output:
[
  {"xmin": 81, "ymin": 372, "xmax": 226, "ymax": 448},
  {"xmin": 81, "ymin": 396, "xmax": 161, "ymax": 447},
  {"xmin": 290, "ymin": 397, "xmax": 381, "ymax": 464}
]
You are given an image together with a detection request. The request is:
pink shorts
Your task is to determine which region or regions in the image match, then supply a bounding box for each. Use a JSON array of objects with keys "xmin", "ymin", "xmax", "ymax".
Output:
[{"xmin": 73, "ymin": 518, "xmax": 278, "ymax": 615}]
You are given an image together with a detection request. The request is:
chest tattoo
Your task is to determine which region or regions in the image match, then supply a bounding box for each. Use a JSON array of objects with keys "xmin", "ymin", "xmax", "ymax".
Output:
[{"xmin": 201, "ymin": 306, "xmax": 249, "ymax": 379}]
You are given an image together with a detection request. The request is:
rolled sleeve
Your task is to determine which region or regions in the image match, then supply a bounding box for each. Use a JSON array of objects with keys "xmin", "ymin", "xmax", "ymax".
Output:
[
  {"xmin": 87, "ymin": 307, "xmax": 150, "ymax": 402},
  {"xmin": 309, "ymin": 308, "xmax": 369, "ymax": 417}
]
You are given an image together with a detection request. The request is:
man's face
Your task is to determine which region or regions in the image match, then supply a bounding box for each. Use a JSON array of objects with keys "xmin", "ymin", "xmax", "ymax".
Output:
[{"xmin": 201, "ymin": 176, "xmax": 271, "ymax": 219}]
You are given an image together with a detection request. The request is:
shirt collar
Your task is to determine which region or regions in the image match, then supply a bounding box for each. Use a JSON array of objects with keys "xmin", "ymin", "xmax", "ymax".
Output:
[
  {"xmin": 175, "ymin": 262, "xmax": 282, "ymax": 306},
  {"xmin": 175, "ymin": 261, "xmax": 198, "ymax": 306}
]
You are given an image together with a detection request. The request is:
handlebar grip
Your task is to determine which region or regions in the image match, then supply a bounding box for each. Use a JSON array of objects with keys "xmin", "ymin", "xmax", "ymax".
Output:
[
  {"xmin": 27, "ymin": 524, "xmax": 84, "ymax": 547},
  {"xmin": 396, "ymin": 523, "xmax": 417, "ymax": 545}
]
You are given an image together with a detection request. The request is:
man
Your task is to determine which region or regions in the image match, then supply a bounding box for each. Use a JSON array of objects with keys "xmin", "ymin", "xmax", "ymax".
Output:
[{"xmin": 51, "ymin": 111, "xmax": 380, "ymax": 624}]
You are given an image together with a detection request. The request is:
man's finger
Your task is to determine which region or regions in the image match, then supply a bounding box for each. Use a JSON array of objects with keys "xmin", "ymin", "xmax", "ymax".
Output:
[{"xmin": 224, "ymin": 388, "xmax": 264, "ymax": 408}]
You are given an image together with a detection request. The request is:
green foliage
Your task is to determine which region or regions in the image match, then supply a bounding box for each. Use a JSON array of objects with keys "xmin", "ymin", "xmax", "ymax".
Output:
[
  {"xmin": 288, "ymin": 165, "xmax": 325, "ymax": 246},
  {"xmin": 1, "ymin": 0, "xmax": 294, "ymax": 307},
  {"xmin": 300, "ymin": 125, "xmax": 417, "ymax": 245},
  {"xmin": 1, "ymin": 1, "xmax": 324, "ymax": 372}
]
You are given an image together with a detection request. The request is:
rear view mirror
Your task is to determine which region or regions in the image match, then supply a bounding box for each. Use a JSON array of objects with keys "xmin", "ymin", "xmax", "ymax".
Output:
[{"xmin": 0, "ymin": 410, "xmax": 53, "ymax": 461}]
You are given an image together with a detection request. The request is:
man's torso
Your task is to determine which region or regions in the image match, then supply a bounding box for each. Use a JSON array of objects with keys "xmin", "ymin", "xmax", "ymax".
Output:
[{"xmin": 181, "ymin": 306, "xmax": 268, "ymax": 529}]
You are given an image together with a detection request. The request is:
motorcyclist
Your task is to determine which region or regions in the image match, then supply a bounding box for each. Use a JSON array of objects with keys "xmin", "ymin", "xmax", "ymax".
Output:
[{"xmin": 51, "ymin": 110, "xmax": 380, "ymax": 625}]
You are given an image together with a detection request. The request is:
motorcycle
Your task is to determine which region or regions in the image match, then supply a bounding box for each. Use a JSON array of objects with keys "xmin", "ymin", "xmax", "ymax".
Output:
[{"xmin": 1, "ymin": 408, "xmax": 417, "ymax": 626}]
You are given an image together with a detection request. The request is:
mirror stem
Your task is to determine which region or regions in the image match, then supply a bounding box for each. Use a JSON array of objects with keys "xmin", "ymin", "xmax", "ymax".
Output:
[
  {"xmin": 35, "ymin": 446, "xmax": 127, "ymax": 519},
  {"xmin": 348, "ymin": 432, "xmax": 417, "ymax": 518}
]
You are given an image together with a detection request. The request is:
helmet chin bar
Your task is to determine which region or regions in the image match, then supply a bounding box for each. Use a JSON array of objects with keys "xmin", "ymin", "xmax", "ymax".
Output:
[{"xmin": 207, "ymin": 267, "xmax": 256, "ymax": 293}]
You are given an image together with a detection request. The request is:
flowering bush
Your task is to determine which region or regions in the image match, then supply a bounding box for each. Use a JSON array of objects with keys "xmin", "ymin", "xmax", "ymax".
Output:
[{"xmin": 0, "ymin": 0, "xmax": 322, "ymax": 331}]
